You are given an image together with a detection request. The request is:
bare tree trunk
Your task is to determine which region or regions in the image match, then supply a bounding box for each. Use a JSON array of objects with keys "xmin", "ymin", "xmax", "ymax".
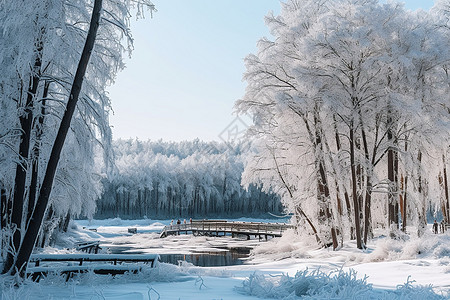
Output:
[
  {"xmin": 333, "ymin": 114, "xmax": 354, "ymax": 239},
  {"xmin": 387, "ymin": 147, "xmax": 395, "ymax": 229},
  {"xmin": 323, "ymin": 132, "xmax": 345, "ymax": 247},
  {"xmin": 417, "ymin": 151, "xmax": 427, "ymax": 236},
  {"xmin": 350, "ymin": 122, "xmax": 363, "ymax": 249},
  {"xmin": 155, "ymin": 182, "xmax": 159, "ymax": 216},
  {"xmin": 403, "ymin": 173, "xmax": 408, "ymax": 229},
  {"xmin": 313, "ymin": 109, "xmax": 338, "ymax": 249},
  {"xmin": 1, "ymin": 187, "xmax": 7, "ymax": 258},
  {"xmin": 355, "ymin": 137, "xmax": 365, "ymax": 239},
  {"xmin": 400, "ymin": 140, "xmax": 408, "ymax": 232},
  {"xmin": 394, "ymin": 151, "xmax": 399, "ymax": 224},
  {"xmin": 9, "ymin": 0, "xmax": 102, "ymax": 277},
  {"xmin": 38, "ymin": 205, "xmax": 54, "ymax": 248},
  {"xmin": 443, "ymin": 154, "xmax": 449, "ymax": 224},
  {"xmin": 4, "ymin": 52, "xmax": 42, "ymax": 273},
  {"xmin": 387, "ymin": 108, "xmax": 399, "ymax": 234},
  {"xmin": 360, "ymin": 124, "xmax": 373, "ymax": 244},
  {"xmin": 0, "ymin": 188, "xmax": 7, "ymax": 231},
  {"xmin": 27, "ymin": 83, "xmax": 49, "ymax": 225},
  {"xmin": 61, "ymin": 211, "xmax": 71, "ymax": 233},
  {"xmin": 317, "ymin": 160, "xmax": 338, "ymax": 249},
  {"xmin": 400, "ymin": 174, "xmax": 406, "ymax": 232}
]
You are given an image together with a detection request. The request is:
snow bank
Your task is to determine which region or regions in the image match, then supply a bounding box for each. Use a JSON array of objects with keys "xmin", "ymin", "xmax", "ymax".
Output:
[
  {"xmin": 236, "ymin": 269, "xmax": 445, "ymax": 299},
  {"xmin": 251, "ymin": 228, "xmax": 450, "ymax": 266},
  {"xmin": 0, "ymin": 262, "xmax": 196, "ymax": 299},
  {"xmin": 250, "ymin": 230, "xmax": 314, "ymax": 261},
  {"xmin": 362, "ymin": 232, "xmax": 450, "ymax": 263}
]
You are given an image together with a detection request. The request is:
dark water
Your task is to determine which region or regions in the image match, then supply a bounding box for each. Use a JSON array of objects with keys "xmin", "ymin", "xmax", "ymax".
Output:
[
  {"xmin": 108, "ymin": 246, "xmax": 250, "ymax": 267},
  {"xmin": 159, "ymin": 251, "xmax": 248, "ymax": 267},
  {"xmin": 108, "ymin": 246, "xmax": 145, "ymax": 255}
]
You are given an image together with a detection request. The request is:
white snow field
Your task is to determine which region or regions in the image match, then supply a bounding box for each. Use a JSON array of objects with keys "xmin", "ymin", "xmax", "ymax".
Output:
[{"xmin": 1, "ymin": 218, "xmax": 449, "ymax": 299}]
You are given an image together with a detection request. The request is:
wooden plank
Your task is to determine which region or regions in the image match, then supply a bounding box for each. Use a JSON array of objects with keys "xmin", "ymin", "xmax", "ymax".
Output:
[{"xmin": 30, "ymin": 253, "xmax": 159, "ymax": 263}]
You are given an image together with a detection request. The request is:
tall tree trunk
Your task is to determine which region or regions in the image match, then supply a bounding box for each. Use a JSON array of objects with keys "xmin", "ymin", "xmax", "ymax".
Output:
[
  {"xmin": 1, "ymin": 188, "xmax": 7, "ymax": 231},
  {"xmin": 400, "ymin": 140, "xmax": 408, "ymax": 232},
  {"xmin": 314, "ymin": 109, "xmax": 338, "ymax": 249},
  {"xmin": 38, "ymin": 205, "xmax": 54, "ymax": 249},
  {"xmin": 387, "ymin": 109, "xmax": 399, "ymax": 233},
  {"xmin": 115, "ymin": 191, "xmax": 120, "ymax": 217},
  {"xmin": 360, "ymin": 125, "xmax": 373, "ymax": 245},
  {"xmin": 155, "ymin": 182, "xmax": 159, "ymax": 216},
  {"xmin": 333, "ymin": 114, "xmax": 354, "ymax": 239},
  {"xmin": 417, "ymin": 151, "xmax": 427, "ymax": 236},
  {"xmin": 350, "ymin": 122, "xmax": 363, "ymax": 249},
  {"xmin": 323, "ymin": 132, "xmax": 344, "ymax": 247},
  {"xmin": 403, "ymin": 173, "xmax": 408, "ymax": 230},
  {"xmin": 363, "ymin": 177, "xmax": 372, "ymax": 244},
  {"xmin": 443, "ymin": 154, "xmax": 449, "ymax": 224},
  {"xmin": 394, "ymin": 151, "xmax": 399, "ymax": 224},
  {"xmin": 61, "ymin": 211, "xmax": 71, "ymax": 233},
  {"xmin": 1, "ymin": 187, "xmax": 8, "ymax": 258},
  {"xmin": 355, "ymin": 137, "xmax": 364, "ymax": 238},
  {"xmin": 27, "ymin": 83, "xmax": 49, "ymax": 225},
  {"xmin": 400, "ymin": 174, "xmax": 406, "ymax": 231},
  {"xmin": 9, "ymin": 0, "xmax": 102, "ymax": 277},
  {"xmin": 317, "ymin": 161, "xmax": 338, "ymax": 249},
  {"xmin": 4, "ymin": 51, "xmax": 42, "ymax": 273},
  {"xmin": 387, "ymin": 146, "xmax": 395, "ymax": 229},
  {"xmin": 144, "ymin": 187, "xmax": 149, "ymax": 217}
]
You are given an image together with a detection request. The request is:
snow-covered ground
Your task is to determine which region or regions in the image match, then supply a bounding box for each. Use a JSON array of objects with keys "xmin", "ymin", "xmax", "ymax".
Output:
[{"xmin": 1, "ymin": 218, "xmax": 449, "ymax": 299}]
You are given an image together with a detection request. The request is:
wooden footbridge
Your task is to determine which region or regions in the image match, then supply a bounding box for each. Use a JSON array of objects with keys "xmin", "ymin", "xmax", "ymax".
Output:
[{"xmin": 159, "ymin": 220, "xmax": 293, "ymax": 240}]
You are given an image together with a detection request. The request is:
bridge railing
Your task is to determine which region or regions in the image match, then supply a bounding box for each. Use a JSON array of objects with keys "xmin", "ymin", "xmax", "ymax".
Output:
[{"xmin": 161, "ymin": 220, "xmax": 293, "ymax": 237}]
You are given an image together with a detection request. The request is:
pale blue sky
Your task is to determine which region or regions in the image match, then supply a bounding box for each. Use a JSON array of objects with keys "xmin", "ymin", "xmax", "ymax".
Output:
[{"xmin": 107, "ymin": 0, "xmax": 435, "ymax": 142}]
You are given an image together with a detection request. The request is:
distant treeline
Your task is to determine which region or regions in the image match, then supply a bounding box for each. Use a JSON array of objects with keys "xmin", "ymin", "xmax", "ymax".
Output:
[{"xmin": 95, "ymin": 139, "xmax": 282, "ymax": 219}]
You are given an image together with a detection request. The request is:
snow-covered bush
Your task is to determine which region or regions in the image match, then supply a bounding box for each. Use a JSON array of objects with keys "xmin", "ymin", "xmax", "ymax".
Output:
[
  {"xmin": 250, "ymin": 230, "xmax": 313, "ymax": 261},
  {"xmin": 392, "ymin": 277, "xmax": 445, "ymax": 300},
  {"xmin": 236, "ymin": 269, "xmax": 371, "ymax": 299},
  {"xmin": 364, "ymin": 233, "xmax": 450, "ymax": 262},
  {"xmin": 236, "ymin": 269, "xmax": 446, "ymax": 299}
]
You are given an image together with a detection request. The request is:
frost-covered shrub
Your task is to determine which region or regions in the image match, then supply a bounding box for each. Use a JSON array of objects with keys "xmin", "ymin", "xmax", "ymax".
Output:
[
  {"xmin": 431, "ymin": 236, "xmax": 450, "ymax": 258},
  {"xmin": 364, "ymin": 233, "xmax": 450, "ymax": 262},
  {"xmin": 250, "ymin": 230, "xmax": 313, "ymax": 261},
  {"xmin": 392, "ymin": 277, "xmax": 446, "ymax": 300},
  {"xmin": 236, "ymin": 269, "xmax": 446, "ymax": 299},
  {"xmin": 236, "ymin": 269, "xmax": 372, "ymax": 299}
]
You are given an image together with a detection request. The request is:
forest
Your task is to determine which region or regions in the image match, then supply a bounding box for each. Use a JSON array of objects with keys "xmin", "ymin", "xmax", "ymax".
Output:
[
  {"xmin": 236, "ymin": 0, "xmax": 450, "ymax": 250},
  {"xmin": 95, "ymin": 139, "xmax": 282, "ymax": 219}
]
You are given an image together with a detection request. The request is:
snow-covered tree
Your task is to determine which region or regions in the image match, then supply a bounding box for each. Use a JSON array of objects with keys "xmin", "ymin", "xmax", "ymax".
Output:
[
  {"xmin": 237, "ymin": 0, "xmax": 450, "ymax": 249},
  {"xmin": 0, "ymin": 0, "xmax": 155, "ymax": 277}
]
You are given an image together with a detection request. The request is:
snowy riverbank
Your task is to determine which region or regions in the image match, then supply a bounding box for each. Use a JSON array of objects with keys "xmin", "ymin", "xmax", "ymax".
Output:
[{"xmin": 1, "ymin": 218, "xmax": 449, "ymax": 299}]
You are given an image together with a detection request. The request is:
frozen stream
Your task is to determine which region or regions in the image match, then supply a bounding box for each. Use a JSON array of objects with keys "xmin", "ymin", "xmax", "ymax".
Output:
[
  {"xmin": 74, "ymin": 218, "xmax": 278, "ymax": 267},
  {"xmin": 108, "ymin": 245, "xmax": 250, "ymax": 266}
]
